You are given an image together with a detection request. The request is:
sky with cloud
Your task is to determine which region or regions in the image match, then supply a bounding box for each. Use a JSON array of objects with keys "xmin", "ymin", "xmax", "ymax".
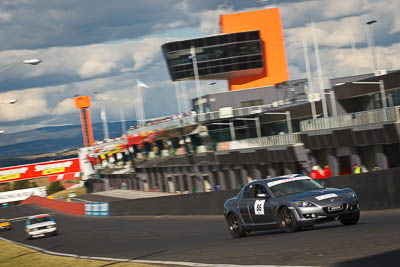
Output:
[{"xmin": 0, "ymin": 0, "xmax": 399, "ymax": 134}]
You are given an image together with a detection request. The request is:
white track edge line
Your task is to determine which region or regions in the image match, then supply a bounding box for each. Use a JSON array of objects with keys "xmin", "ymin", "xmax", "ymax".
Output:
[{"xmin": 0, "ymin": 236, "xmax": 314, "ymax": 267}]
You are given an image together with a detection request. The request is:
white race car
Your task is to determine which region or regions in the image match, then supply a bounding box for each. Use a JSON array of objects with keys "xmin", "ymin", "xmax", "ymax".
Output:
[{"xmin": 25, "ymin": 214, "xmax": 58, "ymax": 240}]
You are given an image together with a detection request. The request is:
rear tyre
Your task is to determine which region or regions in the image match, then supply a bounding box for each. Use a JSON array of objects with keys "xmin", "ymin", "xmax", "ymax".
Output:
[
  {"xmin": 227, "ymin": 213, "xmax": 246, "ymax": 238},
  {"xmin": 278, "ymin": 207, "xmax": 300, "ymax": 233},
  {"xmin": 340, "ymin": 211, "xmax": 360, "ymax": 226}
]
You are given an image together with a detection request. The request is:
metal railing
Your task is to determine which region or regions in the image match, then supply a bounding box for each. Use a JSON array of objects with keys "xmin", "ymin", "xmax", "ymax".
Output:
[
  {"xmin": 197, "ymin": 103, "xmax": 279, "ymax": 122},
  {"xmin": 128, "ymin": 101, "xmax": 299, "ymax": 134},
  {"xmin": 127, "ymin": 116, "xmax": 196, "ymax": 135},
  {"xmin": 217, "ymin": 133, "xmax": 302, "ymax": 150},
  {"xmin": 300, "ymin": 106, "xmax": 400, "ymax": 132}
]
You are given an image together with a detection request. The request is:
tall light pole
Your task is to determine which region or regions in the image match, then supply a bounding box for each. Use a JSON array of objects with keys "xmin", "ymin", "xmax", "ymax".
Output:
[
  {"xmin": 301, "ymin": 38, "xmax": 317, "ymax": 119},
  {"xmin": 190, "ymin": 46, "xmax": 204, "ymax": 114},
  {"xmin": 174, "ymin": 82, "xmax": 182, "ymax": 115},
  {"xmin": 311, "ymin": 22, "xmax": 328, "ymax": 118},
  {"xmin": 366, "ymin": 20, "xmax": 378, "ymax": 72},
  {"xmin": 136, "ymin": 80, "xmax": 150, "ymax": 127},
  {"xmin": 0, "ymin": 59, "xmax": 42, "ymax": 137},
  {"xmin": 100, "ymin": 108, "xmax": 110, "ymax": 140},
  {"xmin": 120, "ymin": 108, "xmax": 127, "ymax": 136},
  {"xmin": 0, "ymin": 59, "xmax": 42, "ymax": 74},
  {"xmin": 0, "ymin": 99, "xmax": 18, "ymax": 134}
]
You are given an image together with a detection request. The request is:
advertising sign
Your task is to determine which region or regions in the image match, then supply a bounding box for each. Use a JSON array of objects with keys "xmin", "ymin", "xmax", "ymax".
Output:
[
  {"xmin": 0, "ymin": 158, "xmax": 80, "ymax": 184},
  {"xmin": 0, "ymin": 186, "xmax": 47, "ymax": 204},
  {"xmin": 85, "ymin": 202, "xmax": 109, "ymax": 216}
]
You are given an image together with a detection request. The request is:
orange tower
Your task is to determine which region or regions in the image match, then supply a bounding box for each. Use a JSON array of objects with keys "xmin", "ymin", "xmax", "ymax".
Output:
[
  {"xmin": 220, "ymin": 8, "xmax": 289, "ymax": 91},
  {"xmin": 74, "ymin": 96, "xmax": 94, "ymax": 147}
]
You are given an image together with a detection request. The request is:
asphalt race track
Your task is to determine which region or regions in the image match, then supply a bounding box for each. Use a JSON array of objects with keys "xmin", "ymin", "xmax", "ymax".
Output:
[{"xmin": 1, "ymin": 205, "xmax": 400, "ymax": 266}]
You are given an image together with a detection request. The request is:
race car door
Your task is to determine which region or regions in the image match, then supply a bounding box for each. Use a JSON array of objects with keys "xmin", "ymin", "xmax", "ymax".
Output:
[
  {"xmin": 248, "ymin": 184, "xmax": 275, "ymax": 225},
  {"xmin": 237, "ymin": 184, "xmax": 254, "ymax": 224}
]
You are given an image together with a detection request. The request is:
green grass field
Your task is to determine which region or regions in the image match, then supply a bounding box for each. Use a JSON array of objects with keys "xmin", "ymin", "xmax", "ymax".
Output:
[
  {"xmin": 50, "ymin": 186, "xmax": 87, "ymax": 199},
  {"xmin": 0, "ymin": 239, "xmax": 159, "ymax": 267}
]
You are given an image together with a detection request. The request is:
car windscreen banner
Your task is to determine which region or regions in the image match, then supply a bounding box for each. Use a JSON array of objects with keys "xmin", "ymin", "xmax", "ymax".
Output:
[{"xmin": 0, "ymin": 158, "xmax": 80, "ymax": 183}]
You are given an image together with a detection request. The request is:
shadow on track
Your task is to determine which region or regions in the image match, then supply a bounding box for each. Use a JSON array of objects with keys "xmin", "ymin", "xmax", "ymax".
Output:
[
  {"xmin": 332, "ymin": 249, "xmax": 400, "ymax": 267},
  {"xmin": 246, "ymin": 222, "xmax": 365, "ymax": 237}
]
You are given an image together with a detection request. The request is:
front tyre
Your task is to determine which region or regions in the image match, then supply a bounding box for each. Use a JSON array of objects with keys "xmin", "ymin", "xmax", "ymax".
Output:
[
  {"xmin": 340, "ymin": 211, "xmax": 360, "ymax": 226},
  {"xmin": 227, "ymin": 213, "xmax": 246, "ymax": 238},
  {"xmin": 278, "ymin": 207, "xmax": 300, "ymax": 233}
]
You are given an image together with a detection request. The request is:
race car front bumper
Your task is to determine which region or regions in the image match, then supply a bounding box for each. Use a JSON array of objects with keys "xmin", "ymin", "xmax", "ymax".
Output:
[
  {"xmin": 290, "ymin": 201, "xmax": 360, "ymax": 226},
  {"xmin": 27, "ymin": 227, "xmax": 57, "ymax": 238}
]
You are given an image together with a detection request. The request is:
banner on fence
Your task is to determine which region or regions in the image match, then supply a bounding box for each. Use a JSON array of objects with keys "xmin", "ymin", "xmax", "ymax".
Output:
[
  {"xmin": 0, "ymin": 186, "xmax": 47, "ymax": 204},
  {"xmin": 0, "ymin": 158, "xmax": 80, "ymax": 183},
  {"xmin": 85, "ymin": 202, "xmax": 109, "ymax": 216}
]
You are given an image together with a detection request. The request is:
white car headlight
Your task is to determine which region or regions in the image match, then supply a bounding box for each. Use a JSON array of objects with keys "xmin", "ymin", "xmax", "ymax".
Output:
[
  {"xmin": 294, "ymin": 201, "xmax": 316, "ymax": 207},
  {"xmin": 347, "ymin": 191, "xmax": 357, "ymax": 198}
]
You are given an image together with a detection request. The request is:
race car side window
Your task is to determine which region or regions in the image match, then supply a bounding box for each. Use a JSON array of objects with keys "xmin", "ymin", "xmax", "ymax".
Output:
[
  {"xmin": 242, "ymin": 184, "xmax": 255, "ymax": 199},
  {"xmin": 255, "ymin": 184, "xmax": 269, "ymax": 198}
]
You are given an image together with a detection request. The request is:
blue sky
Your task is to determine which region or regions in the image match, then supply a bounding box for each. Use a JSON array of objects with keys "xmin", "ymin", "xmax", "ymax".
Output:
[{"xmin": 0, "ymin": 0, "xmax": 399, "ymax": 134}]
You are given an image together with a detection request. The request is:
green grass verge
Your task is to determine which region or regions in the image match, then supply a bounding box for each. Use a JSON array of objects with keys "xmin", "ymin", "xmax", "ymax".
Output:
[
  {"xmin": 50, "ymin": 187, "xmax": 87, "ymax": 199},
  {"xmin": 0, "ymin": 239, "xmax": 159, "ymax": 267}
]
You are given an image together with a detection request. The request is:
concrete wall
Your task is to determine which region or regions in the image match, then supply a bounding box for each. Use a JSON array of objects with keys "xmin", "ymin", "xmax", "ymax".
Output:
[
  {"xmin": 324, "ymin": 168, "xmax": 400, "ymax": 211},
  {"xmin": 106, "ymin": 167, "xmax": 400, "ymax": 216},
  {"xmin": 109, "ymin": 189, "xmax": 240, "ymax": 216},
  {"xmin": 21, "ymin": 196, "xmax": 85, "ymax": 216}
]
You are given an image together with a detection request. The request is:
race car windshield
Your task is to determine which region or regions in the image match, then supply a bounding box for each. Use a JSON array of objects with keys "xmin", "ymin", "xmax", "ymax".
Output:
[
  {"xmin": 29, "ymin": 217, "xmax": 51, "ymax": 224},
  {"xmin": 269, "ymin": 179, "xmax": 324, "ymax": 197}
]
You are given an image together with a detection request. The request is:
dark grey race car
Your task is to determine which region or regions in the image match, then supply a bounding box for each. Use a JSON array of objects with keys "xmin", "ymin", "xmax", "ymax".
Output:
[{"xmin": 224, "ymin": 174, "xmax": 360, "ymax": 238}]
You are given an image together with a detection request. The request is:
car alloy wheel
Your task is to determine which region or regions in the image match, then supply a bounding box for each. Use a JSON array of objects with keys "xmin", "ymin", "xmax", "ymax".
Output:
[
  {"xmin": 228, "ymin": 213, "xmax": 246, "ymax": 238},
  {"xmin": 278, "ymin": 207, "xmax": 299, "ymax": 233}
]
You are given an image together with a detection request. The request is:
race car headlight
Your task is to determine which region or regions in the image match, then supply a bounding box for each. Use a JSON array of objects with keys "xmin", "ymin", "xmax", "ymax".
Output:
[
  {"xmin": 294, "ymin": 201, "xmax": 316, "ymax": 207},
  {"xmin": 347, "ymin": 191, "xmax": 357, "ymax": 198}
]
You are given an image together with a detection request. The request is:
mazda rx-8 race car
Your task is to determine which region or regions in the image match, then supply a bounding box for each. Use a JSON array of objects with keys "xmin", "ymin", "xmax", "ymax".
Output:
[{"xmin": 224, "ymin": 174, "xmax": 360, "ymax": 238}]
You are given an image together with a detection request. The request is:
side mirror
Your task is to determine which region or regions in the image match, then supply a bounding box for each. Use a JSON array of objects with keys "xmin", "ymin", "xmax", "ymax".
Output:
[
  {"xmin": 319, "ymin": 181, "xmax": 326, "ymax": 187},
  {"xmin": 256, "ymin": 193, "xmax": 268, "ymax": 198}
]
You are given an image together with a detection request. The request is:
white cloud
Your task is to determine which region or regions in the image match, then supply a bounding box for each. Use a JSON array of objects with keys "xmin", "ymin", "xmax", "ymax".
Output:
[
  {"xmin": 153, "ymin": 20, "xmax": 185, "ymax": 32},
  {"xmin": 52, "ymin": 98, "xmax": 76, "ymax": 115},
  {"xmin": 0, "ymin": 11, "xmax": 11, "ymax": 22},
  {"xmin": 0, "ymin": 36, "xmax": 175, "ymax": 82},
  {"xmin": 280, "ymin": 0, "xmax": 369, "ymax": 28},
  {"xmin": 131, "ymin": 38, "xmax": 166, "ymax": 71},
  {"xmin": 0, "ymin": 88, "xmax": 48, "ymax": 121}
]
